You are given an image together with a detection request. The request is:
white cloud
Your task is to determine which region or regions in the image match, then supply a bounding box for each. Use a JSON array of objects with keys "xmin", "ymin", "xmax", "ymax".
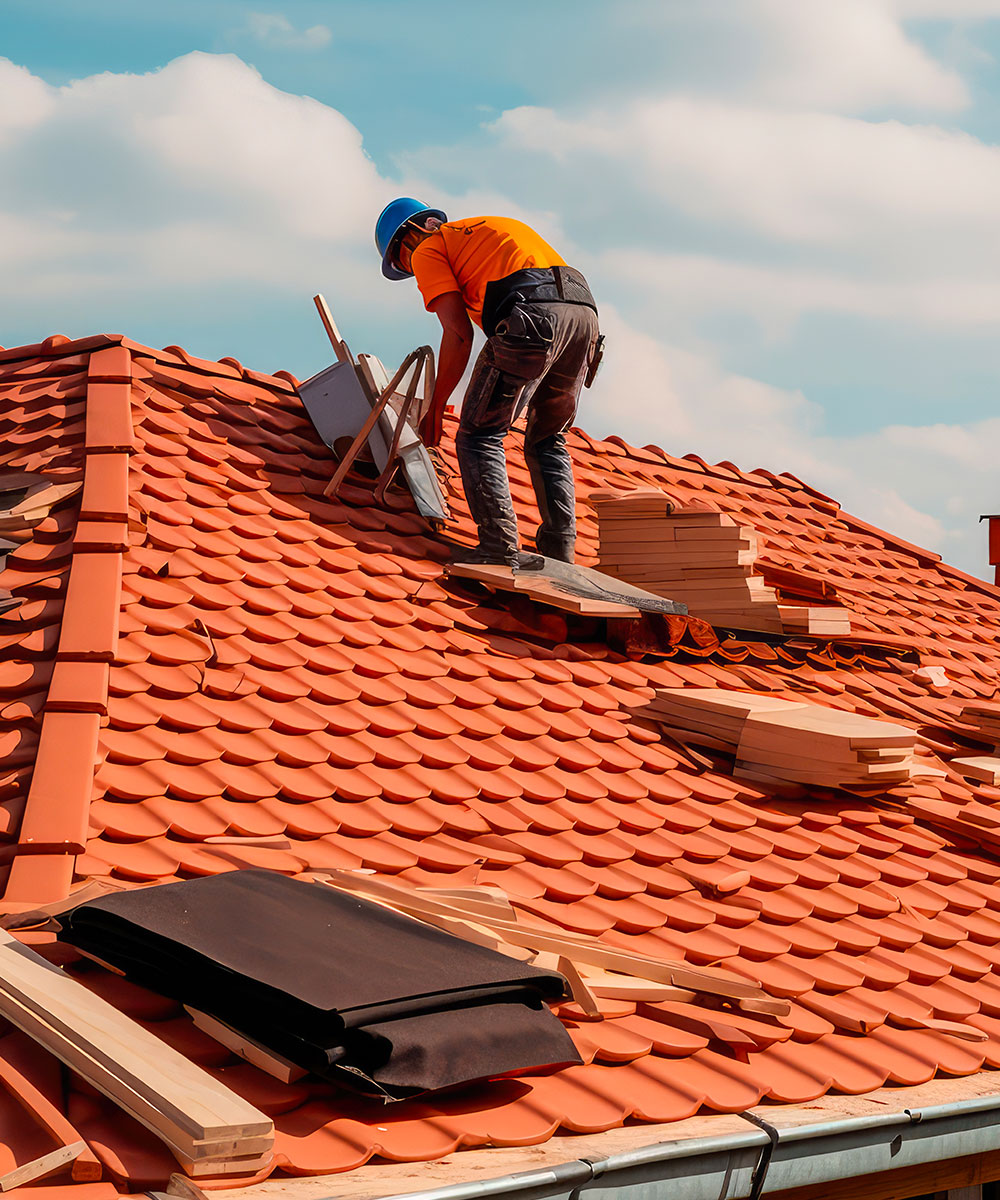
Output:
[
  {"xmin": 493, "ymin": 99, "xmax": 1000, "ymax": 258},
  {"xmin": 600, "ymin": 251, "xmax": 1000, "ymax": 339},
  {"xmin": 889, "ymin": 0, "xmax": 1000, "ymax": 16},
  {"xmin": 243, "ymin": 13, "xmax": 332, "ymax": 50},
  {"xmin": 0, "ymin": 53, "xmax": 392, "ymax": 296},
  {"xmin": 0, "ymin": 59, "xmax": 54, "ymax": 143},
  {"xmin": 622, "ymin": 0, "xmax": 970, "ymax": 113},
  {"xmin": 746, "ymin": 0, "xmax": 970, "ymax": 112},
  {"xmin": 584, "ymin": 314, "xmax": 999, "ymax": 572}
]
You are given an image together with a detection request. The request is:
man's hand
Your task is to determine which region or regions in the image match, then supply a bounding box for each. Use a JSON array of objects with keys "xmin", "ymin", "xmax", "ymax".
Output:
[
  {"xmin": 424, "ymin": 291, "xmax": 473, "ymax": 446},
  {"xmin": 419, "ymin": 402, "xmax": 445, "ymax": 447}
]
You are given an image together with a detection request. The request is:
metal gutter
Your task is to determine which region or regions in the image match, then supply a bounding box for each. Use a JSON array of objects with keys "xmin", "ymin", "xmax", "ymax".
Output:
[{"xmin": 342, "ymin": 1091, "xmax": 1000, "ymax": 1200}]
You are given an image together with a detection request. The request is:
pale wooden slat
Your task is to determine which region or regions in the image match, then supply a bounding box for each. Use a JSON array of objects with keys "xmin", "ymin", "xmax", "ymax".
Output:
[{"xmin": 0, "ymin": 930, "xmax": 272, "ymax": 1163}]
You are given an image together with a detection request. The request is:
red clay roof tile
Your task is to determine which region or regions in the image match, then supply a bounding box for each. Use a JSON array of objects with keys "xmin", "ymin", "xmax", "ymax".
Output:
[{"xmin": 10, "ymin": 334, "xmax": 1000, "ymax": 1186}]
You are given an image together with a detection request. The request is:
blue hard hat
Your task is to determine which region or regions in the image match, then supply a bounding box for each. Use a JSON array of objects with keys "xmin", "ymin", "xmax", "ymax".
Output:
[{"xmin": 375, "ymin": 197, "xmax": 448, "ymax": 280}]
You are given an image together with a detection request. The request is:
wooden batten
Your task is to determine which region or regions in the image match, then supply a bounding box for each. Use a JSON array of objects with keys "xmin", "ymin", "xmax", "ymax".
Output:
[
  {"xmin": 647, "ymin": 688, "xmax": 927, "ymax": 790},
  {"xmin": 0, "ymin": 930, "xmax": 273, "ymax": 1173},
  {"xmin": 591, "ymin": 490, "xmax": 853, "ymax": 636}
]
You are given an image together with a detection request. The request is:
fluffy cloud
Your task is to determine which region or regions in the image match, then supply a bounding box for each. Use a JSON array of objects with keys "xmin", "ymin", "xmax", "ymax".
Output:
[
  {"xmin": 242, "ymin": 13, "xmax": 332, "ymax": 50},
  {"xmin": 493, "ymin": 99, "xmax": 1000, "ymax": 258},
  {"xmin": 0, "ymin": 59, "xmax": 53, "ymax": 143},
  {"xmin": 584, "ymin": 312, "xmax": 994, "ymax": 569},
  {"xmin": 619, "ymin": 0, "xmax": 971, "ymax": 114},
  {"xmin": 0, "ymin": 53, "xmax": 394, "ymax": 299},
  {"xmin": 600, "ymin": 251, "xmax": 1000, "ymax": 339},
  {"xmin": 736, "ymin": 0, "xmax": 970, "ymax": 112}
]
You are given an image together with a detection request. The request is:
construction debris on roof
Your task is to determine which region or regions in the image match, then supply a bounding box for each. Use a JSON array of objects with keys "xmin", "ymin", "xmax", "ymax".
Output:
[
  {"xmin": 645, "ymin": 688, "xmax": 939, "ymax": 789},
  {"xmin": 7, "ymin": 332, "xmax": 1000, "ymax": 1190},
  {"xmin": 593, "ymin": 488, "xmax": 853, "ymax": 636},
  {"xmin": 58, "ymin": 869, "xmax": 581, "ymax": 1100}
]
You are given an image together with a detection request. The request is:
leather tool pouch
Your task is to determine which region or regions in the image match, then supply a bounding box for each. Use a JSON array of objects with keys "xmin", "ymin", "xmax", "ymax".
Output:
[
  {"xmin": 493, "ymin": 304, "xmax": 555, "ymax": 380},
  {"xmin": 585, "ymin": 333, "xmax": 606, "ymax": 389}
]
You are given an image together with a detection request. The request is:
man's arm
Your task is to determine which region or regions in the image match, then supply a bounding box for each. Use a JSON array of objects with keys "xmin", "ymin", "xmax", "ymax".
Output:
[{"xmin": 420, "ymin": 291, "xmax": 474, "ymax": 447}]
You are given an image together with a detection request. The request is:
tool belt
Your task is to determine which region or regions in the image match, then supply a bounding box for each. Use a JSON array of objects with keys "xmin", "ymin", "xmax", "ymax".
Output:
[{"xmin": 482, "ymin": 265, "xmax": 598, "ymax": 338}]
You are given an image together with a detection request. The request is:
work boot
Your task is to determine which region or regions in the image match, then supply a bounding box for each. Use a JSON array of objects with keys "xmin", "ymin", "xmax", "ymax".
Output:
[
  {"xmin": 461, "ymin": 546, "xmax": 545, "ymax": 572},
  {"xmin": 508, "ymin": 550, "xmax": 545, "ymax": 572}
]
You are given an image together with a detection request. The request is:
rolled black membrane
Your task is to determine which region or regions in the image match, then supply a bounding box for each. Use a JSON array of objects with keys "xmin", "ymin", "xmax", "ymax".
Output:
[{"xmin": 57, "ymin": 870, "xmax": 581, "ymax": 1099}]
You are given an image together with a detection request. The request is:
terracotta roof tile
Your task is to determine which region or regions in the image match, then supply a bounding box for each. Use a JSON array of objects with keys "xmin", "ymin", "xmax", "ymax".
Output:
[{"xmin": 9, "ymin": 333, "xmax": 1000, "ymax": 1185}]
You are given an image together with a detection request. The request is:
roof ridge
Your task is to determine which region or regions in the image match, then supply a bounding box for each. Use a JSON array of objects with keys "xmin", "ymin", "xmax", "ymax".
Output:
[
  {"xmin": 4, "ymin": 346, "xmax": 134, "ymax": 904},
  {"xmin": 0, "ymin": 335, "xmax": 300, "ymax": 395},
  {"xmin": 0, "ymin": 334, "xmax": 124, "ymax": 366}
]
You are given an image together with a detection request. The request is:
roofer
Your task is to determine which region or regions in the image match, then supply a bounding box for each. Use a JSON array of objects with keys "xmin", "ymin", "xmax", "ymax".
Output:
[{"xmin": 375, "ymin": 198, "xmax": 602, "ymax": 569}]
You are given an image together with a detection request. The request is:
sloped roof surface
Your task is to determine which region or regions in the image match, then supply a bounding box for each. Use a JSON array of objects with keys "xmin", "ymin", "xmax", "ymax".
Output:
[{"xmin": 3, "ymin": 333, "xmax": 1000, "ymax": 1190}]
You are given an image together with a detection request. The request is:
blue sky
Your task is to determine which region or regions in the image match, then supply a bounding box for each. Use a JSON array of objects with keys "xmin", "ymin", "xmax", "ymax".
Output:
[{"xmin": 2, "ymin": 1, "xmax": 1000, "ymax": 574}]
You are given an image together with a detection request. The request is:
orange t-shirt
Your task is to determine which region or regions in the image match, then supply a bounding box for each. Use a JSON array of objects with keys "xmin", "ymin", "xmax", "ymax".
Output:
[{"xmin": 411, "ymin": 216, "xmax": 567, "ymax": 328}]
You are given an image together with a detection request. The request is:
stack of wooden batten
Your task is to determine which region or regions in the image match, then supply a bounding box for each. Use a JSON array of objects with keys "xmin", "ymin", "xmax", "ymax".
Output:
[
  {"xmin": 591, "ymin": 489, "xmax": 852, "ymax": 635},
  {"xmin": 646, "ymin": 688, "xmax": 926, "ymax": 788},
  {"xmin": 313, "ymin": 871, "xmax": 792, "ymax": 1024},
  {"xmin": 0, "ymin": 928, "xmax": 274, "ymax": 1177},
  {"xmin": 952, "ymin": 701, "xmax": 1000, "ymax": 785}
]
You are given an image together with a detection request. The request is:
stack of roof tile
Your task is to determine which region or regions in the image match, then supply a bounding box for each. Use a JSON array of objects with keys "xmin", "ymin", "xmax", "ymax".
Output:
[
  {"xmin": 6, "ymin": 332, "xmax": 1000, "ymax": 1190},
  {"xmin": 593, "ymin": 489, "xmax": 852, "ymax": 635}
]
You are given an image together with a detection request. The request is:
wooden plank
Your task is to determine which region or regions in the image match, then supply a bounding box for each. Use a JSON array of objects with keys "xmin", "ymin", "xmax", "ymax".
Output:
[
  {"xmin": 952, "ymin": 756, "xmax": 1000, "ymax": 785},
  {"xmin": 319, "ymin": 875, "xmax": 780, "ymax": 1008},
  {"xmin": 643, "ymin": 722, "xmax": 734, "ymax": 753},
  {"xmin": 418, "ymin": 888, "xmax": 517, "ymax": 921},
  {"xmin": 767, "ymin": 1146, "xmax": 1000, "ymax": 1200},
  {"xmin": 0, "ymin": 1048, "xmax": 101, "ymax": 1180},
  {"xmin": 312, "ymin": 294, "xmax": 352, "ymax": 365},
  {"xmin": 604, "ymin": 549, "xmax": 756, "ymax": 566},
  {"xmin": 553, "ymin": 958, "xmax": 601, "ymax": 1017},
  {"xmin": 447, "ymin": 563, "xmax": 641, "ymax": 619},
  {"xmin": 746, "ymin": 707, "xmax": 915, "ymax": 746},
  {"xmin": 674, "ymin": 526, "xmax": 756, "ymax": 541},
  {"xmin": 0, "ymin": 1141, "xmax": 84, "ymax": 1191},
  {"xmin": 185, "ymin": 1008, "xmax": 306, "ymax": 1084},
  {"xmin": 0, "ymin": 930, "xmax": 272, "ymax": 1160},
  {"xmin": 0, "ymin": 983, "xmax": 269, "ymax": 1164},
  {"xmin": 599, "ymin": 563, "xmax": 756, "ymax": 580},
  {"xmin": 645, "ymin": 705, "xmax": 745, "ymax": 739},
  {"xmin": 576, "ymin": 968, "xmax": 696, "ymax": 1003},
  {"xmin": 654, "ymin": 689, "xmax": 803, "ymax": 717}
]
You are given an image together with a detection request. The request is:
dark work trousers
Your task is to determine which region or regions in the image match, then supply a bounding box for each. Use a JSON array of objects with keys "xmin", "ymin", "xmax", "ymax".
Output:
[{"xmin": 456, "ymin": 301, "xmax": 599, "ymax": 563}]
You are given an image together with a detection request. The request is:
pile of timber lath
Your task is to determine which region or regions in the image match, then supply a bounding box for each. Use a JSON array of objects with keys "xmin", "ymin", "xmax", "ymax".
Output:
[
  {"xmin": 312, "ymin": 872, "xmax": 982, "ymax": 1043},
  {"xmin": 952, "ymin": 702, "xmax": 1000, "ymax": 784},
  {"xmin": 315, "ymin": 871, "xmax": 792, "ymax": 1024},
  {"xmin": 0, "ymin": 929, "xmax": 273, "ymax": 1177},
  {"xmin": 646, "ymin": 688, "xmax": 927, "ymax": 787},
  {"xmin": 591, "ymin": 489, "xmax": 852, "ymax": 635}
]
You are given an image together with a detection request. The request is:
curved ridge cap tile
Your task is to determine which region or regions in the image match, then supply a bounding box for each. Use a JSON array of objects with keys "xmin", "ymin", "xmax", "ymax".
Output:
[
  {"xmin": 0, "ymin": 333, "xmax": 124, "ymax": 366},
  {"xmin": 4, "ymin": 346, "xmax": 129, "ymax": 903}
]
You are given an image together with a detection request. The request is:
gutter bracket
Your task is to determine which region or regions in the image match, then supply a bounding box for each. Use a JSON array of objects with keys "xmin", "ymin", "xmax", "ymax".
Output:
[{"xmin": 738, "ymin": 1112, "xmax": 780, "ymax": 1200}]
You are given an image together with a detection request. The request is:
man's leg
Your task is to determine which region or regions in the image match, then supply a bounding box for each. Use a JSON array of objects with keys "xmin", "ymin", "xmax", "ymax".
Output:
[
  {"xmin": 455, "ymin": 343, "xmax": 525, "ymax": 561},
  {"xmin": 524, "ymin": 305, "xmax": 599, "ymax": 562}
]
